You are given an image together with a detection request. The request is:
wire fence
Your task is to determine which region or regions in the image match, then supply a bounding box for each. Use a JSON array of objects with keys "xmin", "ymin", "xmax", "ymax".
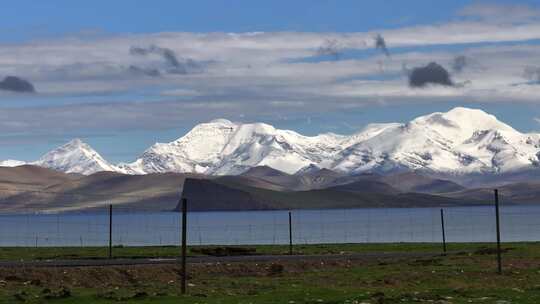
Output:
[
  {"xmin": 0, "ymin": 201, "xmax": 539, "ymax": 249},
  {"xmin": 0, "ymin": 185, "xmax": 538, "ymax": 263}
]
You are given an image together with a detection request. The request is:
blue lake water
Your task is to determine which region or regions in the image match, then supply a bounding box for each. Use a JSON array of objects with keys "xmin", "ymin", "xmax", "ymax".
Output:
[{"xmin": 0, "ymin": 205, "xmax": 539, "ymax": 247}]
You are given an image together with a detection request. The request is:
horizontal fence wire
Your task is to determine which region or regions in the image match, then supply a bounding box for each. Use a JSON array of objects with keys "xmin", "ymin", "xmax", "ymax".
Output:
[
  {"xmin": 0, "ymin": 203, "xmax": 539, "ymax": 248},
  {"xmin": 0, "ymin": 187, "xmax": 539, "ymax": 255}
]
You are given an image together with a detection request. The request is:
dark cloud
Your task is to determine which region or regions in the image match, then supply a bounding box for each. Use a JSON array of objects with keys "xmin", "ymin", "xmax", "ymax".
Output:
[
  {"xmin": 130, "ymin": 45, "xmax": 181, "ymax": 69},
  {"xmin": 127, "ymin": 65, "xmax": 161, "ymax": 77},
  {"xmin": 316, "ymin": 39, "xmax": 342, "ymax": 60},
  {"xmin": 130, "ymin": 45, "xmax": 203, "ymax": 75},
  {"xmin": 408, "ymin": 62, "xmax": 454, "ymax": 88},
  {"xmin": 160, "ymin": 48, "xmax": 182, "ymax": 69},
  {"xmin": 374, "ymin": 34, "xmax": 390, "ymax": 57},
  {"xmin": 129, "ymin": 46, "xmax": 151, "ymax": 56},
  {"xmin": 452, "ymin": 55, "xmax": 468, "ymax": 73},
  {"xmin": 524, "ymin": 66, "xmax": 540, "ymax": 84},
  {"xmin": 0, "ymin": 76, "xmax": 36, "ymax": 93}
]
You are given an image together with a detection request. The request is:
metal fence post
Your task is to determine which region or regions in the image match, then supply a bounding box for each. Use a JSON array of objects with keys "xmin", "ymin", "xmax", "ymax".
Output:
[
  {"xmin": 181, "ymin": 198, "xmax": 188, "ymax": 294},
  {"xmin": 440, "ymin": 209, "xmax": 447, "ymax": 254},
  {"xmin": 494, "ymin": 189, "xmax": 502, "ymax": 274},
  {"xmin": 108, "ymin": 204, "xmax": 112, "ymax": 259},
  {"xmin": 288, "ymin": 211, "xmax": 293, "ymax": 255}
]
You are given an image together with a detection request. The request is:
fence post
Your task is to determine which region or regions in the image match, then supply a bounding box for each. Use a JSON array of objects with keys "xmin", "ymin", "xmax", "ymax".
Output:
[
  {"xmin": 108, "ymin": 204, "xmax": 112, "ymax": 259},
  {"xmin": 288, "ymin": 211, "xmax": 293, "ymax": 255},
  {"xmin": 181, "ymin": 198, "xmax": 188, "ymax": 295},
  {"xmin": 440, "ymin": 209, "xmax": 447, "ymax": 254},
  {"xmin": 494, "ymin": 189, "xmax": 502, "ymax": 274}
]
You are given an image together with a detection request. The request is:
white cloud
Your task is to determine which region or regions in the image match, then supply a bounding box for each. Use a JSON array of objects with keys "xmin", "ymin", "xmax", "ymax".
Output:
[
  {"xmin": 2, "ymin": 3, "xmax": 540, "ymax": 137},
  {"xmin": 2, "ymin": 20, "xmax": 540, "ymax": 90}
]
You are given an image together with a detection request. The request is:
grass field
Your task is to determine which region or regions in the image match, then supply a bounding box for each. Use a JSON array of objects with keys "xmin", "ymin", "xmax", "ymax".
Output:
[
  {"xmin": 0, "ymin": 243, "xmax": 539, "ymax": 303},
  {"xmin": 0, "ymin": 242, "xmax": 527, "ymax": 260}
]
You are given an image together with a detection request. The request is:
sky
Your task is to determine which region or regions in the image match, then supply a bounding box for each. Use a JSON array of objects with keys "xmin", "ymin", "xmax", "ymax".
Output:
[{"xmin": 2, "ymin": 0, "xmax": 540, "ymax": 162}]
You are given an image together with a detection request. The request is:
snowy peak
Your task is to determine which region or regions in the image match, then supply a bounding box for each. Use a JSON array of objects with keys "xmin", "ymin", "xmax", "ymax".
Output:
[
  {"xmin": 443, "ymin": 107, "xmax": 503, "ymax": 126},
  {"xmin": 333, "ymin": 107, "xmax": 537, "ymax": 174},
  {"xmin": 417, "ymin": 107, "xmax": 498, "ymax": 125},
  {"xmin": 0, "ymin": 160, "xmax": 27, "ymax": 167},
  {"xmin": 123, "ymin": 120, "xmax": 241, "ymax": 174},
  {"xmin": 171, "ymin": 119, "xmax": 239, "ymax": 161},
  {"xmin": 4, "ymin": 107, "xmax": 540, "ymax": 177},
  {"xmin": 125, "ymin": 118, "xmax": 342, "ymax": 175},
  {"xmin": 410, "ymin": 107, "xmax": 516, "ymax": 141},
  {"xmin": 33, "ymin": 139, "xmax": 117, "ymax": 175}
]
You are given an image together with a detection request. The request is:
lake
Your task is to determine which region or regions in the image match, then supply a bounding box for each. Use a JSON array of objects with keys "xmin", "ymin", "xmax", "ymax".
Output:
[{"xmin": 0, "ymin": 205, "xmax": 539, "ymax": 247}]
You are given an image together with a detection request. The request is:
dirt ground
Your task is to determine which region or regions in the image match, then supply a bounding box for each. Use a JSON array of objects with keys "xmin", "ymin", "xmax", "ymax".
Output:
[
  {"xmin": 0, "ymin": 257, "xmax": 373, "ymax": 289},
  {"xmin": 1, "ymin": 245, "xmax": 539, "ymax": 303}
]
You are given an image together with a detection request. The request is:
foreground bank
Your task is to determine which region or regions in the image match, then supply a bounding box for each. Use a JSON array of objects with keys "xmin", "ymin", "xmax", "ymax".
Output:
[{"xmin": 0, "ymin": 243, "xmax": 539, "ymax": 303}]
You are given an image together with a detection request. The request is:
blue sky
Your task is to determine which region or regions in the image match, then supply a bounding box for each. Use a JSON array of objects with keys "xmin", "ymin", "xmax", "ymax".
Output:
[
  {"xmin": 2, "ymin": 0, "xmax": 540, "ymax": 162},
  {"xmin": 2, "ymin": 1, "xmax": 472, "ymax": 39}
]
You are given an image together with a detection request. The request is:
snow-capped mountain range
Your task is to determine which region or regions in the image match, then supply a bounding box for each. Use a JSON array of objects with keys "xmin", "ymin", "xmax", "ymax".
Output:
[{"xmin": 3, "ymin": 107, "xmax": 540, "ymax": 176}]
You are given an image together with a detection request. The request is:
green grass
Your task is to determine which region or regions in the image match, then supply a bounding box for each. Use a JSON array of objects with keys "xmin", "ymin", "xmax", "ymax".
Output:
[
  {"xmin": 1, "ymin": 243, "xmax": 540, "ymax": 303},
  {"xmin": 0, "ymin": 242, "xmax": 520, "ymax": 260}
]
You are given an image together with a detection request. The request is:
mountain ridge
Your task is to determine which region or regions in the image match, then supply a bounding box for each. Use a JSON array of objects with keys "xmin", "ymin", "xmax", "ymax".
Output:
[
  {"xmin": 3, "ymin": 107, "xmax": 540, "ymax": 179},
  {"xmin": 1, "ymin": 164, "xmax": 539, "ymax": 213}
]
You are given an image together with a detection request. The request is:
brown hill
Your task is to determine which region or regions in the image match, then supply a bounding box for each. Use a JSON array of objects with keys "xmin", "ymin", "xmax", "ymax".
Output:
[
  {"xmin": 0, "ymin": 165, "xmax": 200, "ymax": 213},
  {"xmin": 179, "ymin": 177, "xmax": 485, "ymax": 211}
]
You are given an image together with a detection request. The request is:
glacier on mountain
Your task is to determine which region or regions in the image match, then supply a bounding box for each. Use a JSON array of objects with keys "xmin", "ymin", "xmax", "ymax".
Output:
[
  {"xmin": 31, "ymin": 138, "xmax": 119, "ymax": 175},
  {"xmin": 2, "ymin": 107, "xmax": 540, "ymax": 176}
]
